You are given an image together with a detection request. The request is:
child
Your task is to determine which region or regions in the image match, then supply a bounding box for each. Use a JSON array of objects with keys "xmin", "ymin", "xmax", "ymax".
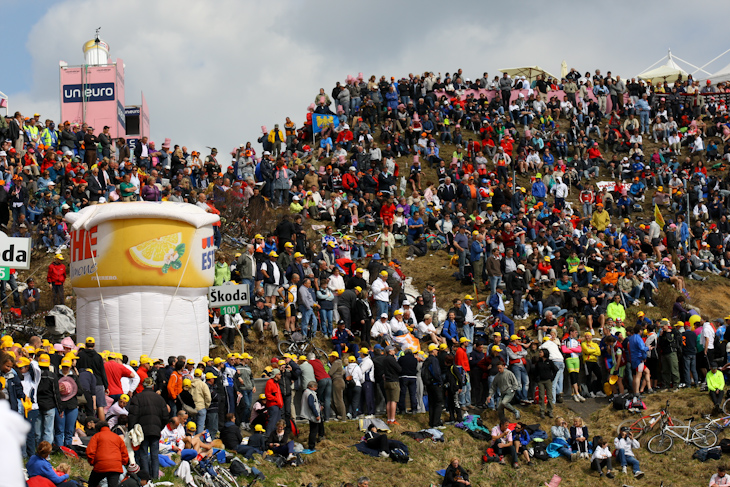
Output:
[{"xmin": 591, "ymin": 436, "xmax": 614, "ymax": 478}]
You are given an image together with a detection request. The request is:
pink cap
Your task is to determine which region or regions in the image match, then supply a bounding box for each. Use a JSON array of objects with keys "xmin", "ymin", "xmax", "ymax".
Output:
[
  {"xmin": 261, "ymin": 126, "xmax": 267, "ymax": 134},
  {"xmin": 308, "ymin": 103, "xmax": 315, "ymax": 111}
]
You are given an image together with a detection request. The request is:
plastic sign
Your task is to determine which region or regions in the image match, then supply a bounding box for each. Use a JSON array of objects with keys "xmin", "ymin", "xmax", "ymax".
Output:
[
  {"xmin": 208, "ymin": 282, "xmax": 250, "ymax": 307},
  {"xmin": 0, "ymin": 234, "xmax": 31, "ymax": 270},
  {"xmin": 220, "ymin": 305, "xmax": 239, "ymax": 315},
  {"xmin": 0, "ymin": 267, "xmax": 9, "ymax": 280}
]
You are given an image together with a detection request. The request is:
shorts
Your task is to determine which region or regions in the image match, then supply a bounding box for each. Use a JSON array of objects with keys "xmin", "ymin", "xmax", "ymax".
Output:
[
  {"xmin": 285, "ymin": 304, "xmax": 295, "ymax": 318},
  {"xmin": 633, "ymin": 362, "xmax": 645, "ymax": 374},
  {"xmin": 651, "ymin": 237, "xmax": 661, "ymax": 247},
  {"xmin": 565, "ymin": 357, "xmax": 580, "ymax": 374},
  {"xmin": 384, "ymin": 381, "xmax": 400, "ymax": 403},
  {"xmin": 265, "ymin": 284, "xmax": 279, "ymax": 297},
  {"xmin": 95, "ymin": 384, "xmax": 106, "ymax": 408}
]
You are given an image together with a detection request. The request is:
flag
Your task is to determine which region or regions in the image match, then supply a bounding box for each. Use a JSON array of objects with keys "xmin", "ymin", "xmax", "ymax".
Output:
[
  {"xmin": 202, "ymin": 235, "xmax": 214, "ymax": 249},
  {"xmin": 312, "ymin": 113, "xmax": 339, "ymax": 134},
  {"xmin": 654, "ymin": 203, "xmax": 665, "ymax": 228}
]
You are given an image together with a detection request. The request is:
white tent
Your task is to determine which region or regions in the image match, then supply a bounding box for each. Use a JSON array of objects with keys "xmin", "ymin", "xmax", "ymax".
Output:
[
  {"xmin": 707, "ymin": 62, "xmax": 730, "ymax": 85},
  {"xmin": 500, "ymin": 66, "xmax": 557, "ymax": 82},
  {"xmin": 638, "ymin": 56, "xmax": 688, "ymax": 84}
]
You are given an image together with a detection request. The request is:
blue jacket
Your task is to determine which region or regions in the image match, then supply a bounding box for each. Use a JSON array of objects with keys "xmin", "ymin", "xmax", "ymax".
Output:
[
  {"xmin": 470, "ymin": 240, "xmax": 484, "ymax": 264},
  {"xmin": 27, "ymin": 455, "xmax": 69, "ymax": 484},
  {"xmin": 628, "ymin": 333, "xmax": 649, "ymax": 368},
  {"xmin": 532, "ymin": 181, "xmax": 546, "ymax": 198},
  {"xmin": 441, "ymin": 319, "xmax": 457, "ymax": 341}
]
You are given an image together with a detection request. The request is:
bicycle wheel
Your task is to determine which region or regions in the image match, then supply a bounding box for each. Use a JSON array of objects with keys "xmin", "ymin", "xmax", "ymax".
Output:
[
  {"xmin": 692, "ymin": 428, "xmax": 718, "ymax": 448},
  {"xmin": 647, "ymin": 433, "xmax": 673, "ymax": 454},
  {"xmin": 193, "ymin": 474, "xmax": 213, "ymax": 487},
  {"xmin": 313, "ymin": 347, "xmax": 328, "ymax": 360},
  {"xmin": 617, "ymin": 416, "xmax": 650, "ymax": 440},
  {"xmin": 277, "ymin": 340, "xmax": 293, "ymax": 356},
  {"xmin": 723, "ymin": 398, "xmax": 730, "ymax": 415},
  {"xmin": 214, "ymin": 466, "xmax": 239, "ymax": 487}
]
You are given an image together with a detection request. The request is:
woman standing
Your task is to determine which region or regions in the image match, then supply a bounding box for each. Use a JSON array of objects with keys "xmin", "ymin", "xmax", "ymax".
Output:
[{"xmin": 54, "ymin": 355, "xmax": 80, "ymax": 448}]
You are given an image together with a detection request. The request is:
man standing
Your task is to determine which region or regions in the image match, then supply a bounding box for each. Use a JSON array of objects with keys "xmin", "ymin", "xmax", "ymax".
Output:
[
  {"xmin": 127, "ymin": 377, "xmax": 168, "ymax": 479},
  {"xmin": 309, "ymin": 353, "xmax": 332, "ymax": 422},
  {"xmin": 359, "ymin": 347, "xmax": 375, "ymax": 418},
  {"xmin": 46, "ymin": 253, "xmax": 66, "ymax": 306},
  {"xmin": 134, "ymin": 136, "xmax": 150, "ymax": 171},
  {"xmin": 383, "ymin": 345, "xmax": 402, "ymax": 425},
  {"xmin": 422, "ymin": 344, "xmax": 444, "ymax": 428},
  {"xmin": 301, "ymin": 381, "xmax": 323, "ymax": 451},
  {"xmin": 264, "ymin": 369, "xmax": 284, "ymax": 436},
  {"xmin": 76, "ymin": 337, "xmax": 108, "ymax": 421},
  {"xmin": 486, "ymin": 361, "xmax": 521, "ymax": 422}
]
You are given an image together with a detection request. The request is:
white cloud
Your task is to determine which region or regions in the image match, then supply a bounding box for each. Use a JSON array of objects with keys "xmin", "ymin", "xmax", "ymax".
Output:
[{"xmin": 6, "ymin": 0, "xmax": 730, "ymax": 159}]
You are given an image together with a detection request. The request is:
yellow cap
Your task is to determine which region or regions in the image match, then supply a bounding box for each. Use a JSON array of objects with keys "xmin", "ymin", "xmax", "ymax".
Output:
[
  {"xmin": 491, "ymin": 346, "xmax": 502, "ymax": 352},
  {"xmin": 464, "ymin": 294, "xmax": 474, "ymax": 300},
  {"xmin": 355, "ymin": 268, "xmax": 364, "ymax": 273},
  {"xmin": 278, "ymin": 360, "xmax": 285, "ymax": 365},
  {"xmin": 120, "ymin": 394, "xmax": 130, "ymax": 403},
  {"xmin": 438, "ymin": 343, "xmax": 448, "ymax": 350},
  {"xmin": 55, "ymin": 253, "xmax": 64, "ymax": 260},
  {"xmin": 472, "ymin": 230, "xmax": 479, "ymax": 236},
  {"xmin": 0, "ymin": 336, "xmax": 13, "ymax": 347},
  {"xmin": 348, "ymin": 356, "xmax": 356, "ymax": 363},
  {"xmin": 130, "ymin": 360, "xmax": 139, "ymax": 367},
  {"xmin": 61, "ymin": 358, "xmax": 72, "ymax": 367},
  {"xmin": 242, "ymin": 353, "xmax": 253, "ymax": 360},
  {"xmin": 293, "ymin": 252, "xmax": 304, "ymax": 258},
  {"xmin": 637, "ymin": 311, "xmax": 645, "ymax": 317},
  {"xmin": 77, "ymin": 343, "xmax": 85, "ymax": 349},
  {"xmin": 23, "ymin": 345, "xmax": 36, "ymax": 354},
  {"xmin": 459, "ymin": 337, "xmax": 470, "ymax": 343},
  {"xmin": 544, "ymin": 256, "xmax": 550, "ymax": 261},
  {"xmin": 186, "ymin": 421, "xmax": 196, "ymax": 430},
  {"xmin": 186, "ymin": 359, "xmax": 195, "ymax": 365},
  {"xmin": 284, "ymin": 242, "xmax": 294, "ymax": 248},
  {"xmin": 354, "ymin": 286, "xmax": 363, "ymax": 293},
  {"xmin": 227, "ymin": 353, "xmax": 235, "ymax": 359},
  {"xmin": 42, "ymin": 339, "xmax": 51, "ymax": 347},
  {"xmin": 519, "ymin": 326, "xmax": 526, "ymax": 331},
  {"xmin": 543, "ymin": 336, "xmax": 551, "ymax": 341},
  {"xmin": 255, "ymin": 424, "xmax": 265, "ymax": 432},
  {"xmin": 493, "ymin": 332, "xmax": 501, "ymax": 336},
  {"xmin": 360, "ymin": 348, "xmax": 369, "ymax": 354},
  {"xmin": 269, "ymin": 251, "xmax": 278, "ymax": 257},
  {"xmin": 235, "ymin": 253, "xmax": 242, "ymax": 257},
  {"xmin": 183, "ymin": 378, "xmax": 192, "ymax": 387},
  {"xmin": 213, "ymin": 357, "xmax": 224, "ymax": 365},
  {"xmin": 86, "ymin": 337, "xmax": 95, "ymax": 344},
  {"xmin": 510, "ymin": 334, "xmax": 520, "ymax": 341},
  {"xmin": 17, "ymin": 357, "xmax": 30, "ymax": 368},
  {"xmin": 202, "ymin": 356, "xmax": 212, "ymax": 362},
  {"xmin": 298, "ymin": 355, "xmax": 307, "ymax": 361},
  {"xmin": 380, "ymin": 270, "xmax": 388, "ymax": 276},
  {"xmin": 329, "ymin": 351, "xmax": 339, "ymax": 358},
  {"xmin": 254, "ymin": 234, "xmax": 263, "ymax": 240},
  {"xmin": 259, "ymin": 393, "xmax": 266, "ymax": 400},
  {"xmin": 194, "ymin": 369, "xmax": 202, "ymax": 377},
  {"xmin": 552, "ymin": 287, "xmax": 561, "ymax": 293},
  {"xmin": 428, "ymin": 344, "xmax": 438, "ymax": 351},
  {"xmin": 38, "ymin": 354, "xmax": 51, "ymax": 367},
  {"xmin": 393, "ymin": 309, "xmax": 403, "ymax": 315},
  {"xmin": 328, "ymin": 241, "xmax": 336, "ymax": 247},
  {"xmin": 205, "ymin": 372, "xmax": 216, "ymax": 380}
]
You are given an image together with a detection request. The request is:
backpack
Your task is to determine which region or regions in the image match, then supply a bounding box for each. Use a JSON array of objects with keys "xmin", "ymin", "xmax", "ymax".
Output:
[
  {"xmin": 612, "ymin": 392, "xmax": 631, "ymax": 410},
  {"xmin": 532, "ymin": 443, "xmax": 549, "ymax": 461},
  {"xmin": 390, "ymin": 447, "xmax": 410, "ymax": 463},
  {"xmin": 230, "ymin": 458, "xmax": 253, "ymax": 477},
  {"xmin": 720, "ymin": 439, "xmax": 730, "ymax": 453},
  {"xmin": 482, "ymin": 447, "xmax": 501, "ymax": 463},
  {"xmin": 693, "ymin": 446, "xmax": 722, "ymax": 462}
]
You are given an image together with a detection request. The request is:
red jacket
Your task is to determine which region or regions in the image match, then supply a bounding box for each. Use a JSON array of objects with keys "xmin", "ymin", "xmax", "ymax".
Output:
[
  {"xmin": 135, "ymin": 366, "xmax": 149, "ymax": 394},
  {"xmin": 46, "ymin": 262, "xmax": 66, "ymax": 285},
  {"xmin": 342, "ymin": 172, "xmax": 358, "ymax": 191},
  {"xmin": 87, "ymin": 426, "xmax": 129, "ymax": 473},
  {"xmin": 265, "ymin": 377, "xmax": 284, "ymax": 408},
  {"xmin": 309, "ymin": 359, "xmax": 330, "ymax": 381},
  {"xmin": 455, "ymin": 347, "xmax": 470, "ymax": 372}
]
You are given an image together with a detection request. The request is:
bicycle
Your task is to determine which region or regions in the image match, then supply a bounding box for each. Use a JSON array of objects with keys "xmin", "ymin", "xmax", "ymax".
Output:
[
  {"xmin": 696, "ymin": 413, "xmax": 730, "ymax": 439},
  {"xmin": 721, "ymin": 394, "xmax": 730, "ymax": 415},
  {"xmin": 277, "ymin": 331, "xmax": 327, "ymax": 360},
  {"xmin": 615, "ymin": 400, "xmax": 684, "ymax": 440},
  {"xmin": 646, "ymin": 408, "xmax": 717, "ymax": 454},
  {"xmin": 190, "ymin": 458, "xmax": 239, "ymax": 487}
]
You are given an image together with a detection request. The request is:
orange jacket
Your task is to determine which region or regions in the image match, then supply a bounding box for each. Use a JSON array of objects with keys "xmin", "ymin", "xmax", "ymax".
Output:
[
  {"xmin": 167, "ymin": 370, "xmax": 183, "ymax": 399},
  {"xmin": 87, "ymin": 426, "xmax": 129, "ymax": 472},
  {"xmin": 601, "ymin": 269, "xmax": 624, "ymax": 286},
  {"xmin": 455, "ymin": 347, "xmax": 470, "ymax": 372},
  {"xmin": 265, "ymin": 377, "xmax": 284, "ymax": 408}
]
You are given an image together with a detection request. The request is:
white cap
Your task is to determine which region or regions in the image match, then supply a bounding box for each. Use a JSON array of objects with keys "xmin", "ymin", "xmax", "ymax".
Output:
[
  {"xmin": 292, "ymin": 195, "xmax": 300, "ymax": 201},
  {"xmin": 263, "ymin": 151, "xmax": 271, "ymax": 155},
  {"xmin": 380, "ymin": 313, "xmax": 388, "ymax": 318},
  {"xmin": 0, "ymin": 151, "xmax": 6, "ymax": 157}
]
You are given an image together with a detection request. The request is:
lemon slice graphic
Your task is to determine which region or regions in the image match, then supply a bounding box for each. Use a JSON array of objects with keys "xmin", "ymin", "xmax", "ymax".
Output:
[{"xmin": 129, "ymin": 232, "xmax": 183, "ymax": 268}]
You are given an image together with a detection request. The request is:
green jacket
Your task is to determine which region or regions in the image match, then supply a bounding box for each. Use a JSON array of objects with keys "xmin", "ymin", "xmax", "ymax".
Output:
[{"xmin": 214, "ymin": 262, "xmax": 231, "ymax": 286}]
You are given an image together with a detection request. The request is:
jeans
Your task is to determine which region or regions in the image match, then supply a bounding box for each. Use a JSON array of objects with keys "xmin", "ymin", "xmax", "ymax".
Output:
[
  {"xmin": 317, "ymin": 378, "xmax": 333, "ymax": 420},
  {"xmin": 348, "ymin": 385, "xmax": 362, "ymax": 417},
  {"xmin": 206, "ymin": 411, "xmax": 218, "ymax": 439},
  {"xmin": 489, "ymin": 276, "xmax": 502, "ymax": 296},
  {"xmin": 496, "ymin": 390, "xmax": 518, "ymax": 422},
  {"xmin": 319, "ymin": 309, "xmax": 333, "ymax": 336},
  {"xmin": 510, "ymin": 364, "xmax": 529, "ymax": 401},
  {"xmin": 196, "ymin": 409, "xmax": 207, "ymax": 434},
  {"xmin": 26, "ymin": 409, "xmax": 40, "ymax": 458},
  {"xmin": 300, "ymin": 306, "xmax": 317, "ymax": 336},
  {"xmin": 615, "ymin": 448, "xmax": 641, "ymax": 471},
  {"xmin": 136, "ymin": 436, "xmax": 161, "ymax": 479},
  {"xmin": 375, "ymin": 300, "xmax": 389, "ymax": 319},
  {"xmin": 552, "ymin": 360, "xmax": 565, "ymax": 402},
  {"xmin": 544, "ymin": 306, "xmax": 567, "ymax": 318},
  {"xmin": 398, "ymin": 377, "xmax": 418, "ymax": 413},
  {"xmin": 0, "ymin": 273, "xmax": 20, "ymax": 307},
  {"xmin": 523, "ymin": 300, "xmax": 543, "ymax": 317},
  {"xmin": 462, "ymin": 324, "xmax": 474, "ymax": 353},
  {"xmin": 266, "ymin": 405, "xmax": 281, "ymax": 436},
  {"xmin": 41, "ymin": 408, "xmax": 56, "ymax": 444},
  {"xmin": 684, "ymin": 354, "xmax": 699, "ymax": 386},
  {"xmin": 240, "ymin": 390, "xmax": 253, "ymax": 424},
  {"xmin": 458, "ymin": 378, "xmax": 471, "ymax": 408},
  {"xmin": 639, "ymin": 112, "xmax": 650, "ymax": 133},
  {"xmin": 54, "ymin": 407, "xmax": 78, "ymax": 447},
  {"xmin": 495, "ymin": 312, "xmax": 515, "ymax": 336}
]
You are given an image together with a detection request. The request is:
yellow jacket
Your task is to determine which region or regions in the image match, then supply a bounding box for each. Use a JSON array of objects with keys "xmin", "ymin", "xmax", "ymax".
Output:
[
  {"xmin": 591, "ymin": 209, "xmax": 610, "ymax": 231},
  {"xmin": 268, "ymin": 129, "xmax": 285, "ymax": 144},
  {"xmin": 581, "ymin": 340, "xmax": 601, "ymax": 363}
]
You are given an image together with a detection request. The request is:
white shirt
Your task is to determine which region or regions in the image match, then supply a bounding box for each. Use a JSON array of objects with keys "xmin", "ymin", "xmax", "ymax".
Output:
[
  {"xmin": 540, "ymin": 339, "xmax": 564, "ymax": 362},
  {"xmin": 0, "ymin": 400, "xmax": 29, "ymax": 487},
  {"xmin": 390, "ymin": 318, "xmax": 408, "ymax": 335},
  {"xmin": 710, "ymin": 473, "xmax": 730, "ymax": 487},
  {"xmin": 120, "ymin": 364, "xmax": 140, "ymax": 395},
  {"xmin": 701, "ymin": 323, "xmax": 716, "ymax": 350},
  {"xmin": 21, "ymin": 362, "xmax": 42, "ymax": 410},
  {"xmin": 371, "ymin": 277, "xmax": 391, "ymax": 302},
  {"xmin": 417, "ymin": 320, "xmax": 437, "ymax": 336},
  {"xmin": 371, "ymin": 319, "xmax": 391, "ymax": 339},
  {"xmin": 345, "ymin": 363, "xmax": 364, "ymax": 387},
  {"xmin": 591, "ymin": 445, "xmax": 611, "ymax": 461},
  {"xmin": 359, "ymin": 355, "xmax": 374, "ymax": 382}
]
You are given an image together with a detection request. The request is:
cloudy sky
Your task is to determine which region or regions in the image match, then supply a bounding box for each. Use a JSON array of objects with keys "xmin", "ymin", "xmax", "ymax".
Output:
[{"xmin": 3, "ymin": 0, "xmax": 730, "ymax": 160}]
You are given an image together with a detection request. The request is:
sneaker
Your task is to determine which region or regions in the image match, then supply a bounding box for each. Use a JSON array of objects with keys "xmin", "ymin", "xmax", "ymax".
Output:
[
  {"xmin": 436, "ymin": 425, "xmax": 446, "ymax": 430},
  {"xmin": 513, "ymin": 462, "xmax": 520, "ymax": 469},
  {"xmin": 622, "ymin": 466, "xmax": 627, "ymax": 474},
  {"xmin": 527, "ymin": 461, "xmax": 534, "ymax": 466},
  {"xmin": 647, "ymin": 303, "xmax": 654, "ymax": 307},
  {"xmin": 514, "ymin": 410, "xmax": 521, "ymax": 420},
  {"xmin": 573, "ymin": 394, "xmax": 581, "ymax": 403},
  {"xmin": 570, "ymin": 452, "xmax": 579, "ymax": 462},
  {"xmin": 379, "ymin": 451, "xmax": 389, "ymax": 458},
  {"xmin": 634, "ymin": 471, "xmax": 644, "ymax": 479},
  {"xmin": 556, "ymin": 395, "xmax": 564, "ymax": 404},
  {"xmin": 595, "ymin": 391, "xmax": 606, "ymax": 398},
  {"xmin": 589, "ymin": 392, "xmax": 596, "ymax": 398},
  {"xmin": 678, "ymin": 383, "xmax": 687, "ymax": 388},
  {"xmin": 578, "ymin": 394, "xmax": 586, "ymax": 403},
  {"xmin": 606, "ymin": 472, "xmax": 615, "ymax": 479},
  {"xmin": 346, "ymin": 413, "xmax": 352, "ymax": 420},
  {"xmin": 286, "ymin": 453, "xmax": 296, "ymax": 461},
  {"xmin": 364, "ymin": 414, "xmax": 374, "ymax": 419}
]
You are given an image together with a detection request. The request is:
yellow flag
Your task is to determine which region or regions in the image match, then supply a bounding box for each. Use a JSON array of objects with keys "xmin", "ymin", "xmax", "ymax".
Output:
[{"xmin": 654, "ymin": 203, "xmax": 665, "ymax": 228}]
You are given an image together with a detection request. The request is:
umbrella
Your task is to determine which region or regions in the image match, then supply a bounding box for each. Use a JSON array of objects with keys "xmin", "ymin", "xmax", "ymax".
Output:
[
  {"xmin": 499, "ymin": 66, "xmax": 558, "ymax": 82},
  {"xmin": 707, "ymin": 61, "xmax": 730, "ymax": 85},
  {"xmin": 560, "ymin": 60, "xmax": 568, "ymax": 79},
  {"xmin": 637, "ymin": 57, "xmax": 687, "ymax": 84}
]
